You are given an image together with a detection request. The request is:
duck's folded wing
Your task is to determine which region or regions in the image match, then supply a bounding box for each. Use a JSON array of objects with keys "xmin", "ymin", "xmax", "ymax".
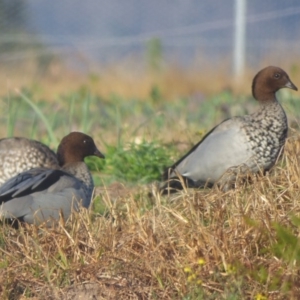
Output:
[
  {"xmin": 0, "ymin": 185, "xmax": 85, "ymax": 224},
  {"xmin": 162, "ymin": 120, "xmax": 229, "ymax": 180},
  {"xmin": 0, "ymin": 172, "xmax": 85, "ymax": 224},
  {"xmin": 0, "ymin": 169, "xmax": 70, "ymax": 202},
  {"xmin": 165, "ymin": 118, "xmax": 251, "ymax": 183}
]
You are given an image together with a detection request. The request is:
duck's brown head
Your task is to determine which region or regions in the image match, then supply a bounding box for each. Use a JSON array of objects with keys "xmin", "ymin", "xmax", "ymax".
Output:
[
  {"xmin": 252, "ymin": 66, "xmax": 297, "ymax": 102},
  {"xmin": 57, "ymin": 132, "xmax": 105, "ymax": 166}
]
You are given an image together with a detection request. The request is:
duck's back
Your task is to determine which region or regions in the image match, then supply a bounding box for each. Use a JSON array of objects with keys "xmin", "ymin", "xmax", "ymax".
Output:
[{"xmin": 0, "ymin": 137, "xmax": 59, "ymax": 186}]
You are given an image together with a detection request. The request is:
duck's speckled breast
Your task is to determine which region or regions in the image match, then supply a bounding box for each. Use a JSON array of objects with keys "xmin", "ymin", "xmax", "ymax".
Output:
[{"xmin": 240, "ymin": 101, "xmax": 288, "ymax": 170}]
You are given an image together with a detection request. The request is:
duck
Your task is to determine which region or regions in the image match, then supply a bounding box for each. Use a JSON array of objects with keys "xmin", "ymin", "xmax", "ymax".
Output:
[
  {"xmin": 0, "ymin": 137, "xmax": 59, "ymax": 186},
  {"xmin": 160, "ymin": 66, "xmax": 298, "ymax": 193},
  {"xmin": 0, "ymin": 132, "xmax": 104, "ymax": 225}
]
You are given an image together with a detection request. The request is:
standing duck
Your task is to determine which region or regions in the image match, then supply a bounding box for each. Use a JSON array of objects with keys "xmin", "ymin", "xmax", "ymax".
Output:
[
  {"xmin": 161, "ymin": 66, "xmax": 298, "ymax": 193},
  {"xmin": 0, "ymin": 132, "xmax": 104, "ymax": 225},
  {"xmin": 0, "ymin": 137, "xmax": 59, "ymax": 186}
]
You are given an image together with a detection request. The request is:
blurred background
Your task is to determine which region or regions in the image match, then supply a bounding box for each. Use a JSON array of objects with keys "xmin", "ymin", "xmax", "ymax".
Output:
[
  {"xmin": 0, "ymin": 0, "xmax": 300, "ymax": 185},
  {"xmin": 1, "ymin": 0, "xmax": 300, "ymax": 98}
]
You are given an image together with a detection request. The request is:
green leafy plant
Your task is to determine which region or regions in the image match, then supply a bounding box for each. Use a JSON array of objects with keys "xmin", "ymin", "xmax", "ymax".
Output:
[
  {"xmin": 87, "ymin": 140, "xmax": 174, "ymax": 185},
  {"xmin": 272, "ymin": 217, "xmax": 300, "ymax": 265}
]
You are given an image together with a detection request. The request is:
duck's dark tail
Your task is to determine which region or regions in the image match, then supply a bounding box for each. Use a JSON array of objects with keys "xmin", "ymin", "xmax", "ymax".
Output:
[
  {"xmin": 159, "ymin": 167, "xmax": 201, "ymax": 195},
  {"xmin": 159, "ymin": 178, "xmax": 188, "ymax": 195}
]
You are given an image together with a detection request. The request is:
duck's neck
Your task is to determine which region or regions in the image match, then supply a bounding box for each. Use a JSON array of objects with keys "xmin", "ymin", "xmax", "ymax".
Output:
[
  {"xmin": 62, "ymin": 161, "xmax": 92, "ymax": 181},
  {"xmin": 256, "ymin": 97, "xmax": 287, "ymax": 132},
  {"xmin": 252, "ymin": 79, "xmax": 277, "ymax": 103},
  {"xmin": 259, "ymin": 97, "xmax": 278, "ymax": 107},
  {"xmin": 62, "ymin": 162, "xmax": 94, "ymax": 201}
]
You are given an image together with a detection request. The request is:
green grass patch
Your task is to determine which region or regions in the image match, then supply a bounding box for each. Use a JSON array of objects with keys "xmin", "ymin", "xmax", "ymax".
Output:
[{"xmin": 87, "ymin": 139, "xmax": 175, "ymax": 185}]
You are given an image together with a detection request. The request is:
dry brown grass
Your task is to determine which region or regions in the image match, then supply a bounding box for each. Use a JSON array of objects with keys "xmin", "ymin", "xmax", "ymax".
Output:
[{"xmin": 1, "ymin": 136, "xmax": 300, "ymax": 299}]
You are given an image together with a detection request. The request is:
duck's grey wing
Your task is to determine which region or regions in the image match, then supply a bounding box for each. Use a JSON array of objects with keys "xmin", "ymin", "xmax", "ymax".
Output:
[
  {"xmin": 0, "ymin": 169, "xmax": 69, "ymax": 203},
  {"xmin": 163, "ymin": 118, "xmax": 251, "ymax": 185},
  {"xmin": 162, "ymin": 119, "xmax": 229, "ymax": 180},
  {"xmin": 0, "ymin": 174, "xmax": 85, "ymax": 225}
]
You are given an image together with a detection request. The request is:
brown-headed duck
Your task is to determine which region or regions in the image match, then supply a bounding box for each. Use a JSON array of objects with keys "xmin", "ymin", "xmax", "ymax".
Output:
[
  {"xmin": 0, "ymin": 132, "xmax": 104, "ymax": 225},
  {"xmin": 161, "ymin": 66, "xmax": 298, "ymax": 193}
]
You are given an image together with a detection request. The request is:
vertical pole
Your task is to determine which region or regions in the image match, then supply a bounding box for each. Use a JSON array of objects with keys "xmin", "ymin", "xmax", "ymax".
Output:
[{"xmin": 233, "ymin": 0, "xmax": 246, "ymax": 80}]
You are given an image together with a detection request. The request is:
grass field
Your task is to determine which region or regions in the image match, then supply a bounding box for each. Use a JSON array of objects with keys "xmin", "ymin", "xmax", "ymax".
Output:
[{"xmin": 1, "ymin": 62, "xmax": 300, "ymax": 299}]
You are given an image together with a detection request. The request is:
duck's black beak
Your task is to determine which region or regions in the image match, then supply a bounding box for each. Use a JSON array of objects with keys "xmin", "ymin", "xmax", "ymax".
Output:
[
  {"xmin": 285, "ymin": 79, "xmax": 298, "ymax": 91},
  {"xmin": 94, "ymin": 148, "xmax": 105, "ymax": 159}
]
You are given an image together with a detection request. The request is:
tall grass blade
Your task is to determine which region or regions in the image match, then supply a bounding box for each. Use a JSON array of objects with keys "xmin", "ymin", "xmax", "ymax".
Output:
[{"xmin": 17, "ymin": 89, "xmax": 58, "ymax": 144}]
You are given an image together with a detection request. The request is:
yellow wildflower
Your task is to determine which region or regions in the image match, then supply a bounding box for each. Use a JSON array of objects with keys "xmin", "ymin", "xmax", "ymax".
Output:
[
  {"xmin": 197, "ymin": 279, "xmax": 203, "ymax": 285},
  {"xmin": 255, "ymin": 293, "xmax": 267, "ymax": 300},
  {"xmin": 184, "ymin": 267, "xmax": 192, "ymax": 273},
  {"xmin": 187, "ymin": 274, "xmax": 197, "ymax": 282}
]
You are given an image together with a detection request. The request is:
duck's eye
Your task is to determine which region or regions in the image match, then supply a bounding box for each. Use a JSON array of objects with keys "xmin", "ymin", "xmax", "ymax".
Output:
[
  {"xmin": 83, "ymin": 139, "xmax": 87, "ymax": 144},
  {"xmin": 274, "ymin": 73, "xmax": 281, "ymax": 79}
]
